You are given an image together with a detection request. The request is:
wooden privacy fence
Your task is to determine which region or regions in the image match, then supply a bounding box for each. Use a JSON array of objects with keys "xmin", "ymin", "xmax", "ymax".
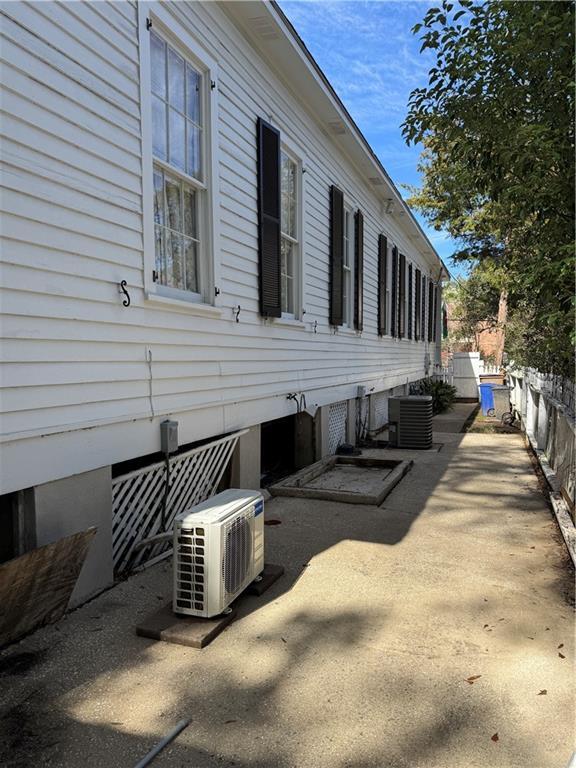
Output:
[{"xmin": 112, "ymin": 430, "xmax": 246, "ymax": 574}]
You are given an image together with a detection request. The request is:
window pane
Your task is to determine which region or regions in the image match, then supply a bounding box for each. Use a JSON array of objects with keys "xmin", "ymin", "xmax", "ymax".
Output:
[
  {"xmin": 168, "ymin": 48, "xmax": 185, "ymax": 112},
  {"xmin": 280, "ymin": 153, "xmax": 296, "ymax": 238},
  {"xmin": 286, "ymin": 275, "xmax": 294, "ymax": 313},
  {"xmin": 166, "ymin": 231, "xmax": 184, "ymax": 290},
  {"xmin": 165, "ymin": 176, "xmax": 182, "ymax": 233},
  {"xmin": 150, "ymin": 33, "xmax": 166, "ymax": 98},
  {"xmin": 152, "ymin": 95, "xmax": 167, "ymax": 161},
  {"xmin": 186, "ymin": 65, "xmax": 201, "ymax": 124},
  {"xmin": 183, "ymin": 187, "xmax": 197, "ymax": 238},
  {"xmin": 183, "ymin": 237, "xmax": 199, "ymax": 293},
  {"xmin": 281, "ymin": 237, "xmax": 293, "ymax": 278},
  {"xmin": 281, "ymin": 274, "xmax": 287, "ymax": 313},
  {"xmin": 186, "ymin": 125, "xmax": 202, "ymax": 180},
  {"xmin": 154, "ymin": 225, "xmax": 166, "ymax": 284},
  {"xmin": 169, "ymin": 108, "xmax": 185, "ymax": 171},
  {"xmin": 153, "ymin": 169, "xmax": 164, "ymax": 225}
]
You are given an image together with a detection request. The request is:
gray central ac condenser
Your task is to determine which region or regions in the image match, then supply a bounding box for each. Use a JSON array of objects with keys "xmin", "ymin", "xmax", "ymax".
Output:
[{"xmin": 388, "ymin": 395, "xmax": 433, "ymax": 449}]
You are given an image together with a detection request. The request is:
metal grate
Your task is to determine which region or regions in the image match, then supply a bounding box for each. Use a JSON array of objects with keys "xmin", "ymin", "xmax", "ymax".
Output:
[
  {"xmin": 112, "ymin": 430, "xmax": 245, "ymax": 574},
  {"xmin": 222, "ymin": 511, "xmax": 253, "ymax": 597},
  {"xmin": 328, "ymin": 401, "xmax": 348, "ymax": 454},
  {"xmin": 174, "ymin": 525, "xmax": 205, "ymax": 613},
  {"xmin": 371, "ymin": 391, "xmax": 388, "ymax": 433}
]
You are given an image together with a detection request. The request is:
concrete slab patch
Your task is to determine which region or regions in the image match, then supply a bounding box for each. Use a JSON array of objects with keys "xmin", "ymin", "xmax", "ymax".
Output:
[{"xmin": 269, "ymin": 456, "xmax": 413, "ymax": 505}]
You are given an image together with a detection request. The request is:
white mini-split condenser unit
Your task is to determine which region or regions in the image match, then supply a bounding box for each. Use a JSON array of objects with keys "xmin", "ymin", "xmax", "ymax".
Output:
[{"xmin": 173, "ymin": 489, "xmax": 264, "ymax": 618}]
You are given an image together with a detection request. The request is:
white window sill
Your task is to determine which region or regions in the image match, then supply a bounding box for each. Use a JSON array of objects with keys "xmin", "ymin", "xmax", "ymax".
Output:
[
  {"xmin": 144, "ymin": 291, "xmax": 222, "ymax": 317},
  {"xmin": 337, "ymin": 325, "xmax": 361, "ymax": 336},
  {"xmin": 272, "ymin": 315, "xmax": 306, "ymax": 329}
]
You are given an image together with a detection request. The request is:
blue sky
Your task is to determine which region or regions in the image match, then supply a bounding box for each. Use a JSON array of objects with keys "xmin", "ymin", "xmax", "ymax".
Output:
[{"xmin": 278, "ymin": 0, "xmax": 462, "ymax": 274}]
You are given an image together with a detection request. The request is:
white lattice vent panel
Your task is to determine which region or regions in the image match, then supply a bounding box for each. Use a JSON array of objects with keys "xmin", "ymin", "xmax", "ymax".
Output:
[
  {"xmin": 112, "ymin": 431, "xmax": 244, "ymax": 574},
  {"xmin": 328, "ymin": 401, "xmax": 348, "ymax": 454},
  {"xmin": 371, "ymin": 391, "xmax": 389, "ymax": 432}
]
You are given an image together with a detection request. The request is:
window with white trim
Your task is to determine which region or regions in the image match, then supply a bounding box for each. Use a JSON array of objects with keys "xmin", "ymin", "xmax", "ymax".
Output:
[
  {"xmin": 280, "ymin": 149, "xmax": 299, "ymax": 315},
  {"xmin": 342, "ymin": 206, "xmax": 354, "ymax": 326},
  {"xmin": 150, "ymin": 30, "xmax": 205, "ymax": 298}
]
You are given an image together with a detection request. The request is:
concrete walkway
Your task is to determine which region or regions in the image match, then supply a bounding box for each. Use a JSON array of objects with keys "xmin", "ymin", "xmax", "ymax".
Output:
[{"xmin": 1, "ymin": 404, "xmax": 574, "ymax": 768}]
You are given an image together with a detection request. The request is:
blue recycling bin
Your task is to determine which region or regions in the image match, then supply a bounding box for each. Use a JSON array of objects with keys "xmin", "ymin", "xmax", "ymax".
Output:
[{"xmin": 479, "ymin": 383, "xmax": 495, "ymax": 416}]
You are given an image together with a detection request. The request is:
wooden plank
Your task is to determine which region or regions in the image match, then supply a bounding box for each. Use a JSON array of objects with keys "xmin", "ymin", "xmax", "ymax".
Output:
[{"xmin": 0, "ymin": 528, "xmax": 96, "ymax": 648}]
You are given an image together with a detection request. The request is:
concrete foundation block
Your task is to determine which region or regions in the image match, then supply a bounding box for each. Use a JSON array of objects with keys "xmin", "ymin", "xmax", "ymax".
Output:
[
  {"xmin": 230, "ymin": 425, "xmax": 261, "ymax": 490},
  {"xmin": 34, "ymin": 466, "xmax": 113, "ymax": 608}
]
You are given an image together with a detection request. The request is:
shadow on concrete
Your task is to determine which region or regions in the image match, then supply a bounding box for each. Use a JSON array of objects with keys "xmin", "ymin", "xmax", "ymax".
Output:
[{"xmin": 0, "ymin": 402, "xmax": 573, "ymax": 768}]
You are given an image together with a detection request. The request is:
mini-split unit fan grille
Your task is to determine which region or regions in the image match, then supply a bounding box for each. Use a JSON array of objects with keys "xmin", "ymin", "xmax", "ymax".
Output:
[{"xmin": 222, "ymin": 512, "xmax": 253, "ymax": 596}]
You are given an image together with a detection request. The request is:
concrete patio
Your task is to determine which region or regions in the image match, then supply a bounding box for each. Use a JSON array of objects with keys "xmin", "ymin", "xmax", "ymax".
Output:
[{"xmin": 0, "ymin": 404, "xmax": 573, "ymax": 768}]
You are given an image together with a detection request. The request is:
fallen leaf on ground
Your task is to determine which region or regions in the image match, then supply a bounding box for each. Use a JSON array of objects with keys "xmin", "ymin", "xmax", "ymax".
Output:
[
  {"xmin": 265, "ymin": 519, "xmax": 282, "ymax": 526},
  {"xmin": 527, "ymin": 637, "xmax": 534, "ymax": 640},
  {"xmin": 537, "ymin": 690, "xmax": 547, "ymax": 695},
  {"xmin": 465, "ymin": 675, "xmax": 482, "ymax": 684},
  {"xmin": 224, "ymin": 720, "xmax": 238, "ymax": 724},
  {"xmin": 483, "ymin": 624, "xmax": 489, "ymax": 628},
  {"xmin": 281, "ymin": 637, "xmax": 287, "ymax": 643},
  {"xmin": 558, "ymin": 643, "xmax": 564, "ymax": 649},
  {"xmin": 498, "ymin": 618, "xmax": 505, "ymax": 622},
  {"xmin": 545, "ymin": 627, "xmax": 550, "ymax": 631},
  {"xmin": 559, "ymin": 652, "xmax": 565, "ymax": 659},
  {"xmin": 491, "ymin": 733, "xmax": 499, "ymax": 742}
]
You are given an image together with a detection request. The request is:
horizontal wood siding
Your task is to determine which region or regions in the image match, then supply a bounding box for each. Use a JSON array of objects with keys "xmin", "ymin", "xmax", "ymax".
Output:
[{"xmin": 0, "ymin": 0, "xmax": 443, "ymax": 492}]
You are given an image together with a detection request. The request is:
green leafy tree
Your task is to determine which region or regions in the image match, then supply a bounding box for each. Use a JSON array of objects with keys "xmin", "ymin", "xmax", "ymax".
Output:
[{"xmin": 402, "ymin": 0, "xmax": 575, "ymax": 377}]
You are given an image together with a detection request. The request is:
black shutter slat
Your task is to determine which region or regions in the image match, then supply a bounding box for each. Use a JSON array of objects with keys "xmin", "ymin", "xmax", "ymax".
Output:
[
  {"xmin": 432, "ymin": 284, "xmax": 438, "ymax": 342},
  {"xmin": 354, "ymin": 210, "xmax": 363, "ymax": 331},
  {"xmin": 377, "ymin": 234, "xmax": 387, "ymax": 336},
  {"xmin": 408, "ymin": 263, "xmax": 413, "ymax": 339},
  {"xmin": 329, "ymin": 185, "xmax": 344, "ymax": 326},
  {"xmin": 398, "ymin": 253, "xmax": 406, "ymax": 338},
  {"xmin": 415, "ymin": 268, "xmax": 421, "ymax": 341},
  {"xmin": 391, "ymin": 246, "xmax": 398, "ymax": 337},
  {"xmin": 428, "ymin": 279, "xmax": 434, "ymax": 342},
  {"xmin": 257, "ymin": 117, "xmax": 281, "ymax": 317}
]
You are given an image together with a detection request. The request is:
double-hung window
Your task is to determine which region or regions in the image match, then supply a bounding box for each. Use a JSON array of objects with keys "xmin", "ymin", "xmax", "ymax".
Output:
[
  {"xmin": 150, "ymin": 30, "xmax": 205, "ymax": 300},
  {"xmin": 342, "ymin": 207, "xmax": 354, "ymax": 326},
  {"xmin": 280, "ymin": 150, "xmax": 298, "ymax": 316}
]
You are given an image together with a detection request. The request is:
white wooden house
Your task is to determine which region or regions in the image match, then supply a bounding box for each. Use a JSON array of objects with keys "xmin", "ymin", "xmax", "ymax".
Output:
[{"xmin": 0, "ymin": 0, "xmax": 448, "ymax": 602}]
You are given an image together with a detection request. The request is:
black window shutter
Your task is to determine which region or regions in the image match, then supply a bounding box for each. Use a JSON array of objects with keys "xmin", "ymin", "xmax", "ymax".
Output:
[
  {"xmin": 390, "ymin": 246, "xmax": 398, "ymax": 337},
  {"xmin": 354, "ymin": 210, "xmax": 363, "ymax": 331},
  {"xmin": 428, "ymin": 279, "xmax": 434, "ymax": 342},
  {"xmin": 398, "ymin": 253, "xmax": 406, "ymax": 338},
  {"xmin": 329, "ymin": 185, "xmax": 344, "ymax": 326},
  {"xmin": 377, "ymin": 234, "xmax": 387, "ymax": 336},
  {"xmin": 257, "ymin": 117, "xmax": 281, "ymax": 317},
  {"xmin": 415, "ymin": 268, "xmax": 421, "ymax": 341},
  {"xmin": 421, "ymin": 274, "xmax": 426, "ymax": 342},
  {"xmin": 407, "ymin": 263, "xmax": 413, "ymax": 339},
  {"xmin": 432, "ymin": 285, "xmax": 438, "ymax": 342}
]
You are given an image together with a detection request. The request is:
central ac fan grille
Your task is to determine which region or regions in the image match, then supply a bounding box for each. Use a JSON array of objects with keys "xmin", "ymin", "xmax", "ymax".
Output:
[
  {"xmin": 175, "ymin": 526, "xmax": 205, "ymax": 612},
  {"xmin": 222, "ymin": 513, "xmax": 252, "ymax": 597}
]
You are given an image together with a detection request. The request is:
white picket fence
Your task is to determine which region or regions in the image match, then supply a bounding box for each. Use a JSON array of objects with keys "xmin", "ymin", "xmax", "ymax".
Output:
[{"xmin": 111, "ymin": 430, "xmax": 246, "ymax": 574}]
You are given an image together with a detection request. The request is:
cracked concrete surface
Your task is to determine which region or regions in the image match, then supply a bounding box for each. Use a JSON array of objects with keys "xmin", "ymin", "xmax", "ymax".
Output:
[{"xmin": 0, "ymin": 404, "xmax": 574, "ymax": 768}]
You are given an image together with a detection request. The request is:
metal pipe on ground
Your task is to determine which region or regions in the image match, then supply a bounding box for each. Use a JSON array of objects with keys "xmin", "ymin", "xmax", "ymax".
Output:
[{"xmin": 133, "ymin": 719, "xmax": 191, "ymax": 768}]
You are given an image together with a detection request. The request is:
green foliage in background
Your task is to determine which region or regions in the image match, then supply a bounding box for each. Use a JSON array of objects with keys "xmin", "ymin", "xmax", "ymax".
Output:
[
  {"xmin": 416, "ymin": 378, "xmax": 458, "ymax": 414},
  {"xmin": 402, "ymin": 0, "xmax": 575, "ymax": 377}
]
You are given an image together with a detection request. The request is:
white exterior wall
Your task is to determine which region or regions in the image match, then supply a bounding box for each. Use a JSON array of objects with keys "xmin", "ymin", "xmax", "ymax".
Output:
[{"xmin": 0, "ymin": 0, "xmax": 443, "ymax": 494}]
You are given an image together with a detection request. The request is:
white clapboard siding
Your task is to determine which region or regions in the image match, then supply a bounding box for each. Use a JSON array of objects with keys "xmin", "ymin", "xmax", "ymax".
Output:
[{"xmin": 0, "ymin": 0, "xmax": 443, "ymax": 493}]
